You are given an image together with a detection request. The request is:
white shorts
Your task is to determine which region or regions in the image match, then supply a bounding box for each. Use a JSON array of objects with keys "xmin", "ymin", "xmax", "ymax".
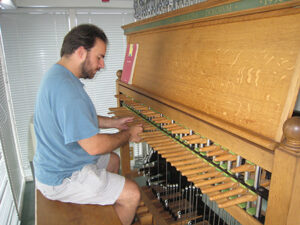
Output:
[{"xmin": 36, "ymin": 153, "xmax": 125, "ymax": 205}]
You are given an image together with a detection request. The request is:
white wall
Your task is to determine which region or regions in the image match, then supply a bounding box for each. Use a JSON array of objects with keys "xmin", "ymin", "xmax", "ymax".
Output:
[
  {"xmin": 0, "ymin": 9, "xmax": 134, "ymax": 222},
  {"xmin": 15, "ymin": 0, "xmax": 133, "ymax": 8}
]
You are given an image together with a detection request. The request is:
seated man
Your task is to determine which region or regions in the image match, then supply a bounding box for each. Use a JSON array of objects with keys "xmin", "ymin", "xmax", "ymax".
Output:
[{"xmin": 33, "ymin": 24, "xmax": 143, "ymax": 225}]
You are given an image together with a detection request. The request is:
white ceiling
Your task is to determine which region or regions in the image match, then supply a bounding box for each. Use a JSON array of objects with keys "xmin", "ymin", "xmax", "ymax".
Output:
[{"xmin": 10, "ymin": 0, "xmax": 134, "ymax": 9}]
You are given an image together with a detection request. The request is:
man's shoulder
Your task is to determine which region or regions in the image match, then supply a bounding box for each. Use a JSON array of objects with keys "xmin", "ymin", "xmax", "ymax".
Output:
[
  {"xmin": 44, "ymin": 64, "xmax": 71, "ymax": 83},
  {"xmin": 43, "ymin": 64, "xmax": 82, "ymax": 93}
]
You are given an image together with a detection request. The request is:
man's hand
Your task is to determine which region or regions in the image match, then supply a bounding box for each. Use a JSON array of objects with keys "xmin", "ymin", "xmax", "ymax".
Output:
[
  {"xmin": 128, "ymin": 124, "xmax": 143, "ymax": 142},
  {"xmin": 114, "ymin": 117, "xmax": 134, "ymax": 130},
  {"xmin": 78, "ymin": 123, "xmax": 143, "ymax": 156}
]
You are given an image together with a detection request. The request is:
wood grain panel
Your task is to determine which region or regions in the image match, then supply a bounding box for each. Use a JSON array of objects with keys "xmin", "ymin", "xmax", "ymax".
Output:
[
  {"xmin": 127, "ymin": 12, "xmax": 300, "ymax": 145},
  {"xmin": 119, "ymin": 84, "xmax": 274, "ymax": 172}
]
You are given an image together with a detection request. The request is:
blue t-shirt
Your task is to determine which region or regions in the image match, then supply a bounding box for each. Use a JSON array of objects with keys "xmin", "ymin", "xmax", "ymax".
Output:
[{"xmin": 33, "ymin": 64, "xmax": 100, "ymax": 185}]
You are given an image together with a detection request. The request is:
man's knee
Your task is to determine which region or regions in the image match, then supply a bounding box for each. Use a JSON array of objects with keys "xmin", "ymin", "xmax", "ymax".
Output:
[
  {"xmin": 107, "ymin": 152, "xmax": 120, "ymax": 173},
  {"xmin": 111, "ymin": 152, "xmax": 120, "ymax": 166},
  {"xmin": 117, "ymin": 179, "xmax": 140, "ymax": 206},
  {"xmin": 131, "ymin": 182, "xmax": 141, "ymax": 204},
  {"xmin": 125, "ymin": 179, "xmax": 140, "ymax": 203}
]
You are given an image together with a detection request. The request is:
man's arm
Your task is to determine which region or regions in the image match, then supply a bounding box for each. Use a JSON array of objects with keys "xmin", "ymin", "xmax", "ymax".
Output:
[
  {"xmin": 98, "ymin": 116, "xmax": 133, "ymax": 130},
  {"xmin": 78, "ymin": 124, "xmax": 142, "ymax": 155}
]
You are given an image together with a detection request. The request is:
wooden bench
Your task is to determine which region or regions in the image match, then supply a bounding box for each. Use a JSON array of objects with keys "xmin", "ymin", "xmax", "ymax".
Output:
[{"xmin": 35, "ymin": 189, "xmax": 122, "ymax": 225}]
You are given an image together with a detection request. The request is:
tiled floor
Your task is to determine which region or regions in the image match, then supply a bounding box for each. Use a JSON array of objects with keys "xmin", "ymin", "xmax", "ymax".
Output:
[{"xmin": 21, "ymin": 181, "xmax": 35, "ymax": 225}]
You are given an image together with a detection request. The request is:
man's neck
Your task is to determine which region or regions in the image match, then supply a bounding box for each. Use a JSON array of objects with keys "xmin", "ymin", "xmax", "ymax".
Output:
[{"xmin": 57, "ymin": 57, "xmax": 81, "ymax": 79}]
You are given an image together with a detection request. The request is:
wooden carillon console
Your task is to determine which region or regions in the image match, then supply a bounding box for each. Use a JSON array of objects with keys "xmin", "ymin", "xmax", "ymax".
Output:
[{"xmin": 113, "ymin": 1, "xmax": 300, "ymax": 225}]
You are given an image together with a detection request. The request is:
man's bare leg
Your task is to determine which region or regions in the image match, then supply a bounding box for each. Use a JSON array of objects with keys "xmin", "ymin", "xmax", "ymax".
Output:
[
  {"xmin": 106, "ymin": 152, "xmax": 120, "ymax": 174},
  {"xmin": 107, "ymin": 152, "xmax": 140, "ymax": 224},
  {"xmin": 114, "ymin": 178, "xmax": 140, "ymax": 225}
]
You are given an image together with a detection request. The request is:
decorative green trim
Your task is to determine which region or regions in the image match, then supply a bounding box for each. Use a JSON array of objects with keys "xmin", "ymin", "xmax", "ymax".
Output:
[
  {"xmin": 231, "ymin": 177, "xmax": 238, "ymax": 182},
  {"xmin": 124, "ymin": 0, "xmax": 293, "ymax": 34},
  {"xmin": 247, "ymin": 207, "xmax": 256, "ymax": 216},
  {"xmin": 245, "ymin": 178, "xmax": 254, "ymax": 187},
  {"xmin": 246, "ymin": 160, "xmax": 255, "ymax": 165},
  {"xmin": 229, "ymin": 195, "xmax": 238, "ymax": 200},
  {"xmin": 238, "ymin": 202, "xmax": 247, "ymax": 208},
  {"xmin": 220, "ymin": 162, "xmax": 228, "ymax": 169}
]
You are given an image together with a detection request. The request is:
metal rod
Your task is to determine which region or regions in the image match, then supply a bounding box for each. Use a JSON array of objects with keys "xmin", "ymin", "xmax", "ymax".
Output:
[
  {"xmin": 185, "ymin": 187, "xmax": 188, "ymax": 220},
  {"xmin": 181, "ymin": 189, "xmax": 184, "ymax": 225},
  {"xmin": 227, "ymin": 161, "xmax": 232, "ymax": 171},
  {"xmin": 189, "ymin": 185, "xmax": 192, "ymax": 217},
  {"xmin": 254, "ymin": 166, "xmax": 261, "ymax": 189},
  {"xmin": 203, "ymin": 195, "xmax": 206, "ymax": 224},
  {"xmin": 217, "ymin": 208, "xmax": 221, "ymax": 225},
  {"xmin": 235, "ymin": 156, "xmax": 242, "ymax": 177},
  {"xmin": 192, "ymin": 186, "xmax": 195, "ymax": 219},
  {"xmin": 194, "ymin": 188, "xmax": 198, "ymax": 224},
  {"xmin": 255, "ymin": 196, "xmax": 262, "ymax": 219},
  {"xmin": 244, "ymin": 171, "xmax": 249, "ymax": 182},
  {"xmin": 165, "ymin": 158, "xmax": 168, "ymax": 194},
  {"xmin": 157, "ymin": 152, "xmax": 159, "ymax": 185},
  {"xmin": 246, "ymin": 201, "xmax": 251, "ymax": 210},
  {"xmin": 208, "ymin": 198, "xmax": 211, "ymax": 224},
  {"xmin": 213, "ymin": 207, "xmax": 216, "ymax": 225},
  {"xmin": 178, "ymin": 175, "xmax": 182, "ymax": 220}
]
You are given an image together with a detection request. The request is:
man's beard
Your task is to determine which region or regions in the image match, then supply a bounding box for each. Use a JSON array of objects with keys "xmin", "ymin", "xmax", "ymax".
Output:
[{"xmin": 80, "ymin": 55, "xmax": 96, "ymax": 79}]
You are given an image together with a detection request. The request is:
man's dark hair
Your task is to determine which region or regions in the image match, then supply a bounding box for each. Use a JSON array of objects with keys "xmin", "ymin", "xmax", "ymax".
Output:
[{"xmin": 60, "ymin": 24, "xmax": 108, "ymax": 57}]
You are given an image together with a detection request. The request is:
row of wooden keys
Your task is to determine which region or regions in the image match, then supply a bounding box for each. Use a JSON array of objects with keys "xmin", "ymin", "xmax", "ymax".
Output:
[{"xmin": 110, "ymin": 94, "xmax": 269, "ymax": 217}]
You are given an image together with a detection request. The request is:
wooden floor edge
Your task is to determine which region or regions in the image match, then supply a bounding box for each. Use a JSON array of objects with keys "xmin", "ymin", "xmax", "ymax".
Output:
[{"xmin": 140, "ymin": 187, "xmax": 170, "ymax": 225}]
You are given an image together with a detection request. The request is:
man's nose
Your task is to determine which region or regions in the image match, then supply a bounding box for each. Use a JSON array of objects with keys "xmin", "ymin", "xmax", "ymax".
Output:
[{"xmin": 99, "ymin": 59, "xmax": 105, "ymax": 68}]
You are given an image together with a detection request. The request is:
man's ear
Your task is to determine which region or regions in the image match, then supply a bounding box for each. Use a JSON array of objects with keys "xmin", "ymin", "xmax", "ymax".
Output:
[{"xmin": 76, "ymin": 46, "xmax": 87, "ymax": 61}]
